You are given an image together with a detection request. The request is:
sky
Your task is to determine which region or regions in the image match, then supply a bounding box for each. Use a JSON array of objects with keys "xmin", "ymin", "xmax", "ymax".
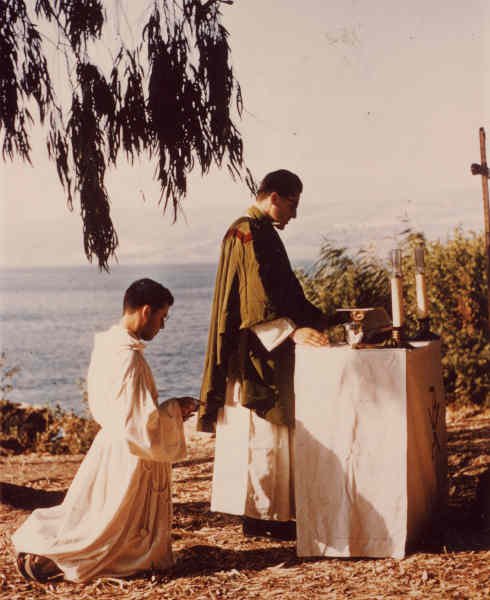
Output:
[{"xmin": 1, "ymin": 0, "xmax": 490, "ymax": 268}]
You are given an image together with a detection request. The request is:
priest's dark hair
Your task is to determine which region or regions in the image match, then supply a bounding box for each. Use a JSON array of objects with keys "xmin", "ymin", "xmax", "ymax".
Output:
[
  {"xmin": 256, "ymin": 169, "xmax": 303, "ymax": 199},
  {"xmin": 123, "ymin": 278, "xmax": 174, "ymax": 313}
]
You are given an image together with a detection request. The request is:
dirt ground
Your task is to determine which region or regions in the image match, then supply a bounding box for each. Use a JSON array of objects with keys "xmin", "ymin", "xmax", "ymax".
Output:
[{"xmin": 1, "ymin": 407, "xmax": 489, "ymax": 600}]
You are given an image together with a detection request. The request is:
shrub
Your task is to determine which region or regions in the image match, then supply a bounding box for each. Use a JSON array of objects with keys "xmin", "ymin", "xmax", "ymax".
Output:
[
  {"xmin": 0, "ymin": 399, "xmax": 99, "ymax": 455},
  {"xmin": 0, "ymin": 356, "xmax": 99, "ymax": 455},
  {"xmin": 299, "ymin": 229, "xmax": 489, "ymax": 406}
]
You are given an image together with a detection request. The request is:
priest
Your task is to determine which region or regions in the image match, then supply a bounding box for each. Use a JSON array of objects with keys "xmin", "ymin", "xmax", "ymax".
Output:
[
  {"xmin": 13, "ymin": 278, "xmax": 197, "ymax": 582},
  {"xmin": 198, "ymin": 169, "xmax": 329, "ymax": 540}
]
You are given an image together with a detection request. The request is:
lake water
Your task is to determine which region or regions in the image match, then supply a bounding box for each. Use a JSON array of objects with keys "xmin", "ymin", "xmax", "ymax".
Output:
[{"xmin": 0, "ymin": 263, "xmax": 220, "ymax": 414}]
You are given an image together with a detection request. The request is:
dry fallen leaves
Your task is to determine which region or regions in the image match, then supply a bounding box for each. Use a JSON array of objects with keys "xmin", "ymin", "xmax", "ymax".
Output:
[{"xmin": 1, "ymin": 412, "xmax": 489, "ymax": 599}]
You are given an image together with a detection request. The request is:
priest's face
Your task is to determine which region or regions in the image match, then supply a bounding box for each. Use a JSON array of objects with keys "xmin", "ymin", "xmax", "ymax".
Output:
[
  {"xmin": 270, "ymin": 192, "xmax": 300, "ymax": 229},
  {"xmin": 140, "ymin": 304, "xmax": 170, "ymax": 340}
]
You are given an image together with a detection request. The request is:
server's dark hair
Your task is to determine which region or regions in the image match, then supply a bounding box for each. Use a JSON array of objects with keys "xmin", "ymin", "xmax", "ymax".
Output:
[
  {"xmin": 123, "ymin": 278, "xmax": 174, "ymax": 313},
  {"xmin": 257, "ymin": 169, "xmax": 303, "ymax": 199}
]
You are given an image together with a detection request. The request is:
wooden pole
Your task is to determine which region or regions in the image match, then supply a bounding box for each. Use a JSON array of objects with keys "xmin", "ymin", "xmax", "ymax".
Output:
[{"xmin": 471, "ymin": 126, "xmax": 490, "ymax": 336}]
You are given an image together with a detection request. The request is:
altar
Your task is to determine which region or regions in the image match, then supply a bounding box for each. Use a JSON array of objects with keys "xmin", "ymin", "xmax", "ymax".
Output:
[{"xmin": 294, "ymin": 341, "xmax": 447, "ymax": 559}]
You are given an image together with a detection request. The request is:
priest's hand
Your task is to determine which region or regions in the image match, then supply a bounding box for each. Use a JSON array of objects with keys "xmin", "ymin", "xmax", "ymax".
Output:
[{"xmin": 290, "ymin": 327, "xmax": 329, "ymax": 347}]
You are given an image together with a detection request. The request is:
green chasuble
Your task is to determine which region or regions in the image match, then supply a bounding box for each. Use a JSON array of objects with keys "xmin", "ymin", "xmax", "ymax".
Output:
[{"xmin": 198, "ymin": 205, "xmax": 326, "ymax": 433}]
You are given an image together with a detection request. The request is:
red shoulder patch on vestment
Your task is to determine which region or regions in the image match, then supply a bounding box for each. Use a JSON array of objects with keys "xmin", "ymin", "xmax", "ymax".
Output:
[{"xmin": 224, "ymin": 227, "xmax": 253, "ymax": 244}]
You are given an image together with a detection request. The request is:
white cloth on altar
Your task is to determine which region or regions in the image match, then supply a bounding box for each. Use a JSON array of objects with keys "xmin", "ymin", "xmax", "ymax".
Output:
[
  {"xmin": 12, "ymin": 324, "xmax": 186, "ymax": 582},
  {"xmin": 210, "ymin": 318, "xmax": 296, "ymax": 521},
  {"xmin": 294, "ymin": 341, "xmax": 446, "ymax": 559}
]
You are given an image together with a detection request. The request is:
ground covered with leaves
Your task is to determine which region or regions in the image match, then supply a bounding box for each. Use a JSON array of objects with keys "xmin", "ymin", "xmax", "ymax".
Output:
[{"xmin": 1, "ymin": 408, "xmax": 489, "ymax": 599}]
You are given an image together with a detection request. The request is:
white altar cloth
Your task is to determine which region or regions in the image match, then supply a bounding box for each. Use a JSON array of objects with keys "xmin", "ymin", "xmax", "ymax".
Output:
[{"xmin": 294, "ymin": 341, "xmax": 447, "ymax": 559}]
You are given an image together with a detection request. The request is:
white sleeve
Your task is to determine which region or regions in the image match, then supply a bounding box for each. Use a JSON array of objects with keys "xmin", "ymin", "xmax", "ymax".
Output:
[
  {"xmin": 88, "ymin": 345, "xmax": 187, "ymax": 463},
  {"xmin": 88, "ymin": 351, "xmax": 186, "ymax": 462},
  {"xmin": 116, "ymin": 355, "xmax": 187, "ymax": 463},
  {"xmin": 251, "ymin": 317, "xmax": 296, "ymax": 352}
]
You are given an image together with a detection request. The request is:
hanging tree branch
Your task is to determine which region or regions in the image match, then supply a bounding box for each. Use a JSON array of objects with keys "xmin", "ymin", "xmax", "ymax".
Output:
[{"xmin": 0, "ymin": 0, "xmax": 254, "ymax": 270}]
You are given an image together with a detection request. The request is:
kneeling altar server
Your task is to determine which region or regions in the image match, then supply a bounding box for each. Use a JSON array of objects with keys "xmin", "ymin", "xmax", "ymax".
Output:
[{"xmin": 12, "ymin": 278, "xmax": 196, "ymax": 582}]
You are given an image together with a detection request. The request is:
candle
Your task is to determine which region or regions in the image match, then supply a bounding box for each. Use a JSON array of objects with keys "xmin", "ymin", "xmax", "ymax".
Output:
[
  {"xmin": 415, "ymin": 273, "xmax": 428, "ymax": 318},
  {"xmin": 390, "ymin": 276, "xmax": 404, "ymax": 327},
  {"xmin": 414, "ymin": 243, "xmax": 428, "ymax": 319},
  {"xmin": 391, "ymin": 248, "xmax": 402, "ymax": 277},
  {"xmin": 414, "ymin": 244, "xmax": 425, "ymax": 273}
]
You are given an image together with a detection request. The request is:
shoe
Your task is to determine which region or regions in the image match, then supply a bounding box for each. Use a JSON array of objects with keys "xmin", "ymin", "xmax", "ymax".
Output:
[
  {"xmin": 16, "ymin": 553, "xmax": 62, "ymax": 582},
  {"xmin": 242, "ymin": 517, "xmax": 296, "ymax": 541},
  {"xmin": 268, "ymin": 520, "xmax": 296, "ymax": 541},
  {"xmin": 242, "ymin": 516, "xmax": 267, "ymax": 538}
]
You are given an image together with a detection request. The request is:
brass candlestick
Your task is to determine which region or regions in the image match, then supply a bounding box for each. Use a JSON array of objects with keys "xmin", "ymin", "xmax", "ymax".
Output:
[
  {"xmin": 387, "ymin": 249, "xmax": 411, "ymax": 348},
  {"xmin": 412, "ymin": 316, "xmax": 439, "ymax": 341},
  {"xmin": 386, "ymin": 324, "xmax": 411, "ymax": 348},
  {"xmin": 412, "ymin": 242, "xmax": 439, "ymax": 341}
]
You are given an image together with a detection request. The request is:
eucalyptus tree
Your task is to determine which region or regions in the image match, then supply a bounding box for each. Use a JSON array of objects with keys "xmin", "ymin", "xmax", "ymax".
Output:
[{"xmin": 1, "ymin": 0, "xmax": 252, "ymax": 269}]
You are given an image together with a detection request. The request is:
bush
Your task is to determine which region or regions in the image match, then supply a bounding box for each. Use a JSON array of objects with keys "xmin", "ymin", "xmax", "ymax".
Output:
[
  {"xmin": 0, "ymin": 356, "xmax": 99, "ymax": 455},
  {"xmin": 299, "ymin": 229, "xmax": 489, "ymax": 406},
  {"xmin": 0, "ymin": 399, "xmax": 99, "ymax": 455}
]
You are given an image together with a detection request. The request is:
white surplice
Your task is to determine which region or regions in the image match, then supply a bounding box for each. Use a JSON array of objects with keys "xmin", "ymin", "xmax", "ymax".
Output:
[
  {"xmin": 12, "ymin": 324, "xmax": 186, "ymax": 582},
  {"xmin": 211, "ymin": 318, "xmax": 296, "ymax": 521}
]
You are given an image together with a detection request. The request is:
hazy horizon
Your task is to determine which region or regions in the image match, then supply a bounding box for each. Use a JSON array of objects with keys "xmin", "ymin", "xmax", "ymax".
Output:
[{"xmin": 1, "ymin": 0, "xmax": 489, "ymax": 270}]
